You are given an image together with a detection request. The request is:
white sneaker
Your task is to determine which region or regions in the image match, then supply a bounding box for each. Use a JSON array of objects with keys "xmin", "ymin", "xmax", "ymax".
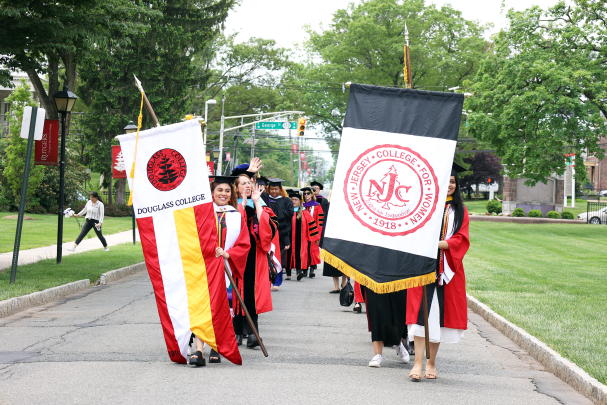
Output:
[
  {"xmin": 103, "ymin": 247, "xmax": 110, "ymax": 252},
  {"xmin": 368, "ymin": 354, "xmax": 383, "ymax": 368},
  {"xmin": 67, "ymin": 246, "xmax": 76, "ymax": 252},
  {"xmin": 395, "ymin": 342, "xmax": 410, "ymax": 364}
]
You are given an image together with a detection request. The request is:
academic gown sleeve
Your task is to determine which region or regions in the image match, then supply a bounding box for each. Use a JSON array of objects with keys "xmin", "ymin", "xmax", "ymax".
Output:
[
  {"xmin": 443, "ymin": 207, "xmax": 470, "ymax": 330},
  {"xmin": 252, "ymin": 208, "xmax": 275, "ymax": 314},
  {"xmin": 282, "ymin": 198, "xmax": 294, "ymax": 246},
  {"xmin": 308, "ymin": 209, "xmax": 322, "ymax": 266},
  {"xmin": 225, "ymin": 210, "xmax": 251, "ymax": 280}
]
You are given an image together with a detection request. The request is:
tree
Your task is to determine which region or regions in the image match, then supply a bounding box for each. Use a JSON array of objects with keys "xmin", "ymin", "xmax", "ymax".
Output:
[
  {"xmin": 466, "ymin": 0, "xmax": 607, "ymax": 185},
  {"xmin": 77, "ymin": 0, "xmax": 234, "ymax": 203},
  {"xmin": 1, "ymin": 79, "xmax": 44, "ymax": 205},
  {"xmin": 300, "ymin": 0, "xmax": 490, "ymax": 141},
  {"xmin": 459, "ymin": 152, "xmax": 503, "ymax": 198},
  {"xmin": 0, "ymin": 0, "xmax": 155, "ymax": 119}
]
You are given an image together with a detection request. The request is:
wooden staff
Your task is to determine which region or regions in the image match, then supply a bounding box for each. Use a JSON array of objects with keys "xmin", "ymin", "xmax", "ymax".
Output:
[
  {"xmin": 224, "ymin": 263, "xmax": 268, "ymax": 357},
  {"xmin": 133, "ymin": 75, "xmax": 160, "ymax": 127},
  {"xmin": 422, "ymin": 285, "xmax": 430, "ymax": 359}
]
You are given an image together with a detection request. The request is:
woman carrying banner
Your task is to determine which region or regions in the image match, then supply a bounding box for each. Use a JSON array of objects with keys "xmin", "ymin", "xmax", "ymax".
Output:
[
  {"xmin": 406, "ymin": 163, "xmax": 470, "ymax": 381},
  {"xmin": 68, "ymin": 192, "xmax": 108, "ymax": 252},
  {"xmin": 301, "ymin": 187, "xmax": 323, "ymax": 278},
  {"xmin": 189, "ymin": 176, "xmax": 251, "ymax": 367},
  {"xmin": 232, "ymin": 167, "xmax": 277, "ymax": 349},
  {"xmin": 290, "ymin": 191, "xmax": 321, "ymax": 281}
]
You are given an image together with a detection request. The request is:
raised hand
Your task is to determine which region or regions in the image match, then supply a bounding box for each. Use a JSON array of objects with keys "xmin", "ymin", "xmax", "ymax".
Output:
[
  {"xmin": 251, "ymin": 183, "xmax": 262, "ymax": 203},
  {"xmin": 248, "ymin": 157, "xmax": 262, "ymax": 173}
]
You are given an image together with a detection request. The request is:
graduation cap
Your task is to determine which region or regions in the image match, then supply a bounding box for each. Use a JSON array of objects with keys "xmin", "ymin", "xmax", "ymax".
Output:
[
  {"xmin": 300, "ymin": 187, "xmax": 313, "ymax": 194},
  {"xmin": 310, "ymin": 181, "xmax": 324, "ymax": 190},
  {"xmin": 451, "ymin": 162, "xmax": 468, "ymax": 176},
  {"xmin": 268, "ymin": 178, "xmax": 285, "ymax": 187},
  {"xmin": 288, "ymin": 190, "xmax": 302, "ymax": 199},
  {"xmin": 212, "ymin": 175, "xmax": 238, "ymax": 185},
  {"xmin": 231, "ymin": 163, "xmax": 256, "ymax": 178},
  {"xmin": 256, "ymin": 176, "xmax": 269, "ymax": 186}
]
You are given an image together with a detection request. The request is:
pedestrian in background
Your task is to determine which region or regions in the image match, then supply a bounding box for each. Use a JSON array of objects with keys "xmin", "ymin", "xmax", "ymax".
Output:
[
  {"xmin": 68, "ymin": 192, "xmax": 108, "ymax": 252},
  {"xmin": 301, "ymin": 187, "xmax": 323, "ymax": 278}
]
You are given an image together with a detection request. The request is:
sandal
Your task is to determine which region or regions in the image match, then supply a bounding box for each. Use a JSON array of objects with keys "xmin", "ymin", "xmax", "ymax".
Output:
[
  {"xmin": 424, "ymin": 367, "xmax": 437, "ymax": 379},
  {"xmin": 189, "ymin": 350, "xmax": 206, "ymax": 367},
  {"xmin": 409, "ymin": 366, "xmax": 422, "ymax": 381},
  {"xmin": 272, "ymin": 286, "xmax": 279, "ymax": 291},
  {"xmin": 329, "ymin": 289, "xmax": 340, "ymax": 294},
  {"xmin": 209, "ymin": 349, "xmax": 221, "ymax": 364},
  {"xmin": 353, "ymin": 303, "xmax": 362, "ymax": 313}
]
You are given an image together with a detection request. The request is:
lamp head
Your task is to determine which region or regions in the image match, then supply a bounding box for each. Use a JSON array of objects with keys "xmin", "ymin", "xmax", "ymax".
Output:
[
  {"xmin": 124, "ymin": 121, "xmax": 138, "ymax": 134},
  {"xmin": 53, "ymin": 86, "xmax": 78, "ymax": 113}
]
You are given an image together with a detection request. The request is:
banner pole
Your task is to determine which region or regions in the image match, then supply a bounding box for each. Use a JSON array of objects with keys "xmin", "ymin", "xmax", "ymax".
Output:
[
  {"xmin": 422, "ymin": 285, "xmax": 430, "ymax": 359},
  {"xmin": 224, "ymin": 262, "xmax": 268, "ymax": 357},
  {"xmin": 10, "ymin": 107, "xmax": 38, "ymax": 284}
]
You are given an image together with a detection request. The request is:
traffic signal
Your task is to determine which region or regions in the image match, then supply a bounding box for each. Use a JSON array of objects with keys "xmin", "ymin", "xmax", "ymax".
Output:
[
  {"xmin": 297, "ymin": 117, "xmax": 306, "ymax": 136},
  {"xmin": 487, "ymin": 178, "xmax": 492, "ymax": 184}
]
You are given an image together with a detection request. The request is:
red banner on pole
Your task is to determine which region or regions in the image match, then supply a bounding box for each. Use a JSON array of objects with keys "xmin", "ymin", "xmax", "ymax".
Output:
[
  {"xmin": 207, "ymin": 161, "xmax": 215, "ymax": 177},
  {"xmin": 112, "ymin": 145, "xmax": 127, "ymax": 178},
  {"xmin": 292, "ymin": 144, "xmax": 298, "ymax": 154},
  {"xmin": 303, "ymin": 161, "xmax": 308, "ymax": 169},
  {"xmin": 306, "ymin": 168, "xmax": 311, "ymax": 174},
  {"xmin": 300, "ymin": 152, "xmax": 306, "ymax": 161},
  {"xmin": 34, "ymin": 119, "xmax": 59, "ymax": 166},
  {"xmin": 226, "ymin": 152, "xmax": 231, "ymax": 162}
]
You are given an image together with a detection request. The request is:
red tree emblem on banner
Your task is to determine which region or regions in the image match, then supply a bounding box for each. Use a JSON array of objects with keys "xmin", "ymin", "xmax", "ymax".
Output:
[{"xmin": 147, "ymin": 149, "xmax": 187, "ymax": 191}]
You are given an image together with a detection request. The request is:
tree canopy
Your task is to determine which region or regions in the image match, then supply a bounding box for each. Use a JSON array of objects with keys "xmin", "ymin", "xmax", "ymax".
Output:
[{"xmin": 466, "ymin": 0, "xmax": 607, "ymax": 185}]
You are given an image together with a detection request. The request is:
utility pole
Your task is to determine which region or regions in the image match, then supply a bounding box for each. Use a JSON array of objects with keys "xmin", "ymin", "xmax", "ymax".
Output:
[
  {"xmin": 218, "ymin": 94, "xmax": 226, "ymax": 175},
  {"xmin": 251, "ymin": 117, "xmax": 256, "ymax": 160},
  {"xmin": 289, "ymin": 127, "xmax": 294, "ymax": 186}
]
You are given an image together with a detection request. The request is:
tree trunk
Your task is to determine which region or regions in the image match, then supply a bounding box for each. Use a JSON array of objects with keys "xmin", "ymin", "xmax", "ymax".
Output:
[
  {"xmin": 475, "ymin": 181, "xmax": 480, "ymax": 197},
  {"xmin": 108, "ymin": 177, "xmax": 113, "ymax": 205},
  {"xmin": 115, "ymin": 178, "xmax": 126, "ymax": 205},
  {"xmin": 26, "ymin": 69, "xmax": 58, "ymax": 120}
]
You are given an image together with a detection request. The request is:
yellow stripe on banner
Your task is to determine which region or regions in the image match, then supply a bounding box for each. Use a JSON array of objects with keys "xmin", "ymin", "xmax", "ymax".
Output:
[
  {"xmin": 321, "ymin": 250, "xmax": 435, "ymax": 294},
  {"xmin": 174, "ymin": 207, "xmax": 217, "ymax": 351}
]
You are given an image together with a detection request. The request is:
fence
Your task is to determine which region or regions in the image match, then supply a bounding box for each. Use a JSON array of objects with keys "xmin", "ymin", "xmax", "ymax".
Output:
[
  {"xmin": 586, "ymin": 202, "xmax": 607, "ymax": 224},
  {"xmin": 101, "ymin": 191, "xmax": 130, "ymax": 204}
]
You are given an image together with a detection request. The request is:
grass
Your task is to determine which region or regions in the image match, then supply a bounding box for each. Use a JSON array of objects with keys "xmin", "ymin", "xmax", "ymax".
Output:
[
  {"xmin": 0, "ymin": 211, "xmax": 135, "ymax": 253},
  {"xmin": 0, "ymin": 242, "xmax": 144, "ymax": 300},
  {"xmin": 465, "ymin": 221, "xmax": 607, "ymax": 384},
  {"xmin": 465, "ymin": 198, "xmax": 589, "ymax": 218}
]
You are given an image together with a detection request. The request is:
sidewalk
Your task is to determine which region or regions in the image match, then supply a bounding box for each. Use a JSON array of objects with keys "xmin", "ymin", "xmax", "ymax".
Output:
[{"xmin": 0, "ymin": 229, "xmax": 140, "ymax": 270}]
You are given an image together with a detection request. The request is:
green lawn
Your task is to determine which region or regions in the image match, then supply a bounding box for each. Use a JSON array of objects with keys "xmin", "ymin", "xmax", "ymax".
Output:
[
  {"xmin": 0, "ymin": 242, "xmax": 144, "ymax": 300},
  {"xmin": 0, "ymin": 212, "xmax": 135, "ymax": 253},
  {"xmin": 465, "ymin": 198, "xmax": 588, "ymax": 218},
  {"xmin": 465, "ymin": 222, "xmax": 607, "ymax": 384}
]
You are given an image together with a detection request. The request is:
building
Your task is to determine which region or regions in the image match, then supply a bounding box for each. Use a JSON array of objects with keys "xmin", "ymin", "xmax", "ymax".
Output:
[
  {"xmin": 0, "ymin": 70, "xmax": 39, "ymax": 137},
  {"xmin": 584, "ymin": 139, "xmax": 607, "ymax": 193}
]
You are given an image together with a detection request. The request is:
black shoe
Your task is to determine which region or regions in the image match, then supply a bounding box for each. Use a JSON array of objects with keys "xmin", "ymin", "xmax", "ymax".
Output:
[
  {"xmin": 405, "ymin": 340, "xmax": 415, "ymax": 356},
  {"xmin": 309, "ymin": 270, "xmax": 315, "ymax": 278},
  {"xmin": 189, "ymin": 351, "xmax": 206, "ymax": 367},
  {"xmin": 296, "ymin": 270, "xmax": 304, "ymax": 281},
  {"xmin": 246, "ymin": 335, "xmax": 260, "ymax": 348},
  {"xmin": 209, "ymin": 349, "xmax": 221, "ymax": 363},
  {"xmin": 353, "ymin": 302, "xmax": 362, "ymax": 313},
  {"xmin": 235, "ymin": 334, "xmax": 243, "ymax": 346}
]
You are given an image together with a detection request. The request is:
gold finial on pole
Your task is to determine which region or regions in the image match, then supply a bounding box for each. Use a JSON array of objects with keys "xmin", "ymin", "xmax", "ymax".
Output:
[{"xmin": 404, "ymin": 23, "xmax": 412, "ymax": 89}]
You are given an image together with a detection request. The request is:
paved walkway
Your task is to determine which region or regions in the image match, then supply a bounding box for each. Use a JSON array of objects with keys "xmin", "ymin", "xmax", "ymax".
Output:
[
  {"xmin": 0, "ymin": 266, "xmax": 591, "ymax": 404},
  {"xmin": 0, "ymin": 229, "xmax": 140, "ymax": 270}
]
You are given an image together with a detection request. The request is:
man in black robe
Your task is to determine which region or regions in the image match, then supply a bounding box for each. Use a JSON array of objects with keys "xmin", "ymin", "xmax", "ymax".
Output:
[{"xmin": 268, "ymin": 178, "xmax": 294, "ymax": 267}]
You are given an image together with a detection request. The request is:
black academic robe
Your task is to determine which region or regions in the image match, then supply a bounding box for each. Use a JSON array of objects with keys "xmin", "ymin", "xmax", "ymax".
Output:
[
  {"xmin": 315, "ymin": 194, "xmax": 329, "ymax": 247},
  {"xmin": 269, "ymin": 195, "xmax": 293, "ymax": 250}
]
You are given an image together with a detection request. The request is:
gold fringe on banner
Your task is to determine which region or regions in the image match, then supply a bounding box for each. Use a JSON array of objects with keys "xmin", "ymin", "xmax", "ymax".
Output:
[{"xmin": 321, "ymin": 249, "xmax": 435, "ymax": 294}]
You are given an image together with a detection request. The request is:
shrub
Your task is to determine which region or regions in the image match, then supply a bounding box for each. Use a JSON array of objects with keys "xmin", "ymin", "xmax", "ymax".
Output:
[
  {"xmin": 104, "ymin": 204, "xmax": 133, "ymax": 217},
  {"xmin": 546, "ymin": 211, "xmax": 560, "ymax": 219},
  {"xmin": 528, "ymin": 209, "xmax": 543, "ymax": 218},
  {"xmin": 25, "ymin": 204, "xmax": 46, "ymax": 214},
  {"xmin": 561, "ymin": 211, "xmax": 575, "ymax": 220},
  {"xmin": 486, "ymin": 200, "xmax": 502, "ymax": 214},
  {"xmin": 512, "ymin": 208, "xmax": 525, "ymax": 217}
]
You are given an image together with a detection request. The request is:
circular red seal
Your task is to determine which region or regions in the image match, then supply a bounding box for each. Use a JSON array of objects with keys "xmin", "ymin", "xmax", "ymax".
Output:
[
  {"xmin": 147, "ymin": 148, "xmax": 187, "ymax": 191},
  {"xmin": 343, "ymin": 144, "xmax": 439, "ymax": 237}
]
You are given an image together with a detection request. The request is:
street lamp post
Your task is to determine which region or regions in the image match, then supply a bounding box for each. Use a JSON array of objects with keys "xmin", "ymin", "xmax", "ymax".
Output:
[
  {"xmin": 124, "ymin": 121, "xmax": 138, "ymax": 245},
  {"xmin": 53, "ymin": 86, "xmax": 78, "ymax": 264},
  {"xmin": 204, "ymin": 99, "xmax": 216, "ymax": 146}
]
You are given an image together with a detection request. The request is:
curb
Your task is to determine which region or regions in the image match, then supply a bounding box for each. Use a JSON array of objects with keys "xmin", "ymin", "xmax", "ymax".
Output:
[
  {"xmin": 469, "ymin": 216, "xmax": 585, "ymax": 224},
  {"xmin": 467, "ymin": 294, "xmax": 607, "ymax": 405},
  {"xmin": 0, "ymin": 262, "xmax": 147, "ymax": 319},
  {"xmin": 98, "ymin": 262, "xmax": 146, "ymax": 285},
  {"xmin": 0, "ymin": 279, "xmax": 90, "ymax": 319}
]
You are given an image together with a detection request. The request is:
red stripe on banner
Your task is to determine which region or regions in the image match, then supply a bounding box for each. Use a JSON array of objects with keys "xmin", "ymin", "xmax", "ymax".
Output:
[
  {"xmin": 137, "ymin": 216, "xmax": 187, "ymax": 364},
  {"xmin": 193, "ymin": 204, "xmax": 242, "ymax": 365}
]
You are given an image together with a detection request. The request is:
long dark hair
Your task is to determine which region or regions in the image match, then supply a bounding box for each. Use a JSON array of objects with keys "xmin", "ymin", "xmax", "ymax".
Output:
[
  {"xmin": 451, "ymin": 174, "xmax": 464, "ymax": 235},
  {"xmin": 90, "ymin": 191, "xmax": 103, "ymax": 203},
  {"xmin": 211, "ymin": 182, "xmax": 238, "ymax": 208}
]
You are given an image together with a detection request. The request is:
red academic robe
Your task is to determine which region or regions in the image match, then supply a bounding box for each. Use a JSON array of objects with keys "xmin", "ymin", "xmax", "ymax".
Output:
[
  {"xmin": 407, "ymin": 207, "xmax": 470, "ymax": 330},
  {"xmin": 290, "ymin": 209, "xmax": 321, "ymax": 270},
  {"xmin": 233, "ymin": 205, "xmax": 275, "ymax": 315},
  {"xmin": 304, "ymin": 202, "xmax": 323, "ymax": 266},
  {"xmin": 219, "ymin": 208, "xmax": 250, "ymax": 280}
]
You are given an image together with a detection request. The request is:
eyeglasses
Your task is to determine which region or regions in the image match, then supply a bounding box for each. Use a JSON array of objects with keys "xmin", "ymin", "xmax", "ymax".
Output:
[{"xmin": 303, "ymin": 192, "xmax": 312, "ymax": 195}]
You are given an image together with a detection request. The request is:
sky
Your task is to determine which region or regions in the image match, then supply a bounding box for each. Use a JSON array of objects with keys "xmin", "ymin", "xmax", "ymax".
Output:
[{"xmin": 224, "ymin": 0, "xmax": 562, "ymax": 49}]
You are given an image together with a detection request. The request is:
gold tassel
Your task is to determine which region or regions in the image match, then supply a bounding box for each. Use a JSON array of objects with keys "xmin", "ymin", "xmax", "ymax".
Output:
[{"xmin": 321, "ymin": 249, "xmax": 435, "ymax": 294}]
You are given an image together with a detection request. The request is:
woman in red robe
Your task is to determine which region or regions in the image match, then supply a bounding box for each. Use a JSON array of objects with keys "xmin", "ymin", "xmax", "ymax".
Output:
[
  {"xmin": 232, "ymin": 172, "xmax": 277, "ymax": 349},
  {"xmin": 406, "ymin": 163, "xmax": 470, "ymax": 381},
  {"xmin": 300, "ymin": 187, "xmax": 323, "ymax": 278},
  {"xmin": 290, "ymin": 191, "xmax": 321, "ymax": 281},
  {"xmin": 189, "ymin": 176, "xmax": 250, "ymax": 366}
]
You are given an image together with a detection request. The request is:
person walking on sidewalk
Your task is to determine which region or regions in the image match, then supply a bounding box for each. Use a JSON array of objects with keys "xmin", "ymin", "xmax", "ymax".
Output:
[{"xmin": 68, "ymin": 192, "xmax": 109, "ymax": 252}]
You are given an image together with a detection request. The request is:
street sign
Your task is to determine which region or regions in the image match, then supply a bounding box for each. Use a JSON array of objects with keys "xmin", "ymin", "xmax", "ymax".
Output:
[{"xmin": 255, "ymin": 121, "xmax": 297, "ymax": 130}]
